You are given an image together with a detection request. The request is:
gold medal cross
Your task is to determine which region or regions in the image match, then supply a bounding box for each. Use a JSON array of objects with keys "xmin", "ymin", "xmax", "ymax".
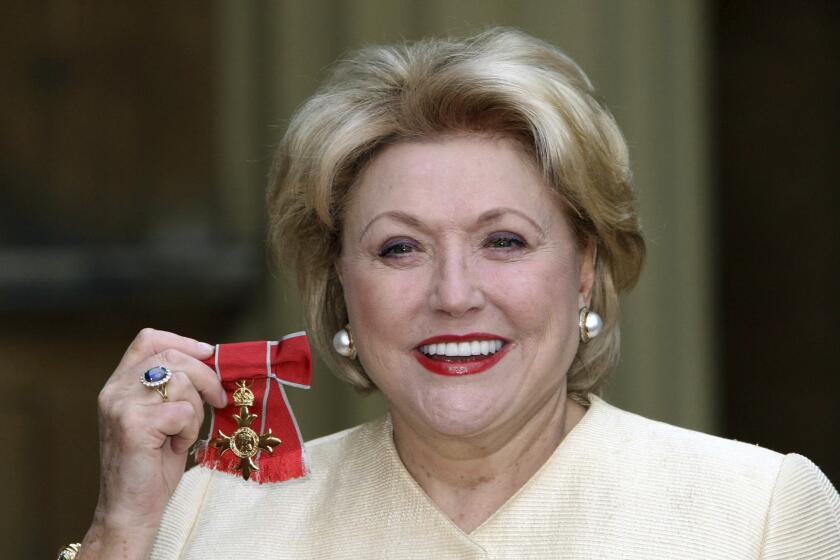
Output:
[{"xmin": 210, "ymin": 381, "xmax": 282, "ymax": 481}]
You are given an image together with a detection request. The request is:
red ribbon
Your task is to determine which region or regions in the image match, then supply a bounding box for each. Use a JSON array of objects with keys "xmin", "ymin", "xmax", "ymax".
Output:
[{"xmin": 194, "ymin": 332, "xmax": 312, "ymax": 483}]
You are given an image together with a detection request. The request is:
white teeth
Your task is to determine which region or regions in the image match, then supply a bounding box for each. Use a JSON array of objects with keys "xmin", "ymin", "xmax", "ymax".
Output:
[{"xmin": 420, "ymin": 339, "xmax": 505, "ymax": 357}]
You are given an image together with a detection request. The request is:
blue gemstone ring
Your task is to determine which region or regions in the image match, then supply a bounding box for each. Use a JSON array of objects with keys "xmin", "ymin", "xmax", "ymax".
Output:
[{"xmin": 141, "ymin": 366, "xmax": 172, "ymax": 401}]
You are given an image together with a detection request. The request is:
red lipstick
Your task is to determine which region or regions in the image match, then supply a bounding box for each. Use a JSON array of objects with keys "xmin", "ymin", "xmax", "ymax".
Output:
[{"xmin": 414, "ymin": 333, "xmax": 511, "ymax": 377}]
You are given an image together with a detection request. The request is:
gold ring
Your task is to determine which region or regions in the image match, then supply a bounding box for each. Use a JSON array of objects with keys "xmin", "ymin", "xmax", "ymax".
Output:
[{"xmin": 141, "ymin": 366, "xmax": 172, "ymax": 402}]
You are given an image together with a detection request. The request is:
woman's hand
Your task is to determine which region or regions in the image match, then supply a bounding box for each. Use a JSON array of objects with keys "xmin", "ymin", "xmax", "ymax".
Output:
[{"xmin": 78, "ymin": 328, "xmax": 226, "ymax": 559}]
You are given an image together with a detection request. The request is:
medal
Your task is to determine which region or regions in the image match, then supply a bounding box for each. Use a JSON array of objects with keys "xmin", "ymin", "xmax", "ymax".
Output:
[
  {"xmin": 195, "ymin": 333, "xmax": 312, "ymax": 483},
  {"xmin": 209, "ymin": 381, "xmax": 282, "ymax": 480}
]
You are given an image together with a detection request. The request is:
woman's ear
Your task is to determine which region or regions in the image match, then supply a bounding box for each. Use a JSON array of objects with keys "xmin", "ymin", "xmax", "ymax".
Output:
[{"xmin": 578, "ymin": 238, "xmax": 597, "ymax": 307}]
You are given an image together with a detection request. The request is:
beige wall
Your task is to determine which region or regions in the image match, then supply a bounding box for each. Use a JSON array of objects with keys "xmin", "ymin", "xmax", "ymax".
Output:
[{"xmin": 215, "ymin": 0, "xmax": 716, "ymax": 436}]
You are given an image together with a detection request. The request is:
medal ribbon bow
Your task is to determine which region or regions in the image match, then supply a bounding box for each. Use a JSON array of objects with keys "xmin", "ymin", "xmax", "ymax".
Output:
[{"xmin": 194, "ymin": 332, "xmax": 312, "ymax": 483}]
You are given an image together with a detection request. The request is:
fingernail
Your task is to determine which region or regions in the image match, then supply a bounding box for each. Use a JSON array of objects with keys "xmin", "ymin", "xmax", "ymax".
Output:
[
  {"xmin": 219, "ymin": 390, "xmax": 228, "ymax": 408},
  {"xmin": 198, "ymin": 342, "xmax": 215, "ymax": 353}
]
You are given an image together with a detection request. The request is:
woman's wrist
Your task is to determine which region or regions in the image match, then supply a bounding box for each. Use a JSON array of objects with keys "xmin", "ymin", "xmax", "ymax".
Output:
[{"xmin": 75, "ymin": 520, "xmax": 157, "ymax": 560}]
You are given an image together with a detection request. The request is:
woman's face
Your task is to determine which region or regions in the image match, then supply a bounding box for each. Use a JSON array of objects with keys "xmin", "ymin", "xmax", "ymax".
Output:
[{"xmin": 337, "ymin": 134, "xmax": 594, "ymax": 439}]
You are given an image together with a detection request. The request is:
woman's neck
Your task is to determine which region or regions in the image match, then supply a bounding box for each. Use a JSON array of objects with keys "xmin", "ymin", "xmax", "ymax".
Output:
[{"xmin": 391, "ymin": 388, "xmax": 587, "ymax": 534}]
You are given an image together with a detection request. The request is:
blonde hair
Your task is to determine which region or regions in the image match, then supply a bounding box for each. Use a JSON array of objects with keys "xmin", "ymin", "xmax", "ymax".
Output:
[{"xmin": 268, "ymin": 28, "xmax": 645, "ymax": 402}]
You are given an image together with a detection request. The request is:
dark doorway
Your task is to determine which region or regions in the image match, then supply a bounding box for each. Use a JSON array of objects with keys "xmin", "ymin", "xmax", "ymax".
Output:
[{"xmin": 715, "ymin": 2, "xmax": 839, "ymax": 484}]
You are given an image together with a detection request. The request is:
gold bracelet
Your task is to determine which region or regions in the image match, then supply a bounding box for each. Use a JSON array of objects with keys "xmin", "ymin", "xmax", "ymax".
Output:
[{"xmin": 57, "ymin": 543, "xmax": 81, "ymax": 560}]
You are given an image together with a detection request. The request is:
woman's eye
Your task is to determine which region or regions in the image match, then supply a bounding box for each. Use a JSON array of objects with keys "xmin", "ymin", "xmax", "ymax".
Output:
[
  {"xmin": 486, "ymin": 233, "xmax": 526, "ymax": 250},
  {"xmin": 379, "ymin": 240, "xmax": 417, "ymax": 257}
]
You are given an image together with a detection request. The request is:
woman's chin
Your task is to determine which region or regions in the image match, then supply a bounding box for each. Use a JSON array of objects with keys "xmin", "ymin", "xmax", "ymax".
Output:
[{"xmin": 399, "ymin": 388, "xmax": 516, "ymax": 440}]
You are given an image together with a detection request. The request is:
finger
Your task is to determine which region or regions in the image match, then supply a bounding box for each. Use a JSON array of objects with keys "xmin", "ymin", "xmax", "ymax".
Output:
[
  {"xmin": 119, "ymin": 328, "xmax": 215, "ymax": 371},
  {"xmin": 135, "ymin": 349, "xmax": 227, "ymax": 409},
  {"xmin": 144, "ymin": 401, "xmax": 202, "ymax": 455},
  {"xmin": 150, "ymin": 370, "xmax": 205, "ymax": 428}
]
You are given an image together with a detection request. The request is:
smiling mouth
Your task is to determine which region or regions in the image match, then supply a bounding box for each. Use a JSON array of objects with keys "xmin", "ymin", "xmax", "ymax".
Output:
[{"xmin": 413, "ymin": 336, "xmax": 510, "ymax": 375}]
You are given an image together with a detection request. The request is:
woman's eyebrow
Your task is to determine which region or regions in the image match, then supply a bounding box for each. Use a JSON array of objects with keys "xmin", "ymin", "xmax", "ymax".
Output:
[
  {"xmin": 359, "ymin": 211, "xmax": 427, "ymax": 241},
  {"xmin": 477, "ymin": 207, "xmax": 546, "ymax": 237}
]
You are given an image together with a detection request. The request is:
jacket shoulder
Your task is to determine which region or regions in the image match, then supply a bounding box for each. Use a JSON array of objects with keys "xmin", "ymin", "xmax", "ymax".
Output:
[
  {"xmin": 761, "ymin": 453, "xmax": 840, "ymax": 558},
  {"xmin": 574, "ymin": 397, "xmax": 792, "ymax": 554},
  {"xmin": 592, "ymin": 396, "xmax": 785, "ymax": 485}
]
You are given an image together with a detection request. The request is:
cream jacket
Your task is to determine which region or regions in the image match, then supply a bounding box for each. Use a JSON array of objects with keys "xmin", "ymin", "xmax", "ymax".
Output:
[{"xmin": 150, "ymin": 396, "xmax": 840, "ymax": 559}]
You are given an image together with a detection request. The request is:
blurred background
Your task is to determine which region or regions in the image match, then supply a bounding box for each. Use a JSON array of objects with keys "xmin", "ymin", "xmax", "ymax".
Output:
[{"xmin": 1, "ymin": 1, "xmax": 837, "ymax": 556}]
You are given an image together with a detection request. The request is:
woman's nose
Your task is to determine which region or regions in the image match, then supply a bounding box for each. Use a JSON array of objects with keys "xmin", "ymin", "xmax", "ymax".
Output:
[{"xmin": 428, "ymin": 250, "xmax": 486, "ymax": 317}]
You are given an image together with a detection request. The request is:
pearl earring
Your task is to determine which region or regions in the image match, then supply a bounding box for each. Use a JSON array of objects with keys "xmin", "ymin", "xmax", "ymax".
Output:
[
  {"xmin": 332, "ymin": 325, "xmax": 357, "ymax": 359},
  {"xmin": 579, "ymin": 307, "xmax": 603, "ymax": 343}
]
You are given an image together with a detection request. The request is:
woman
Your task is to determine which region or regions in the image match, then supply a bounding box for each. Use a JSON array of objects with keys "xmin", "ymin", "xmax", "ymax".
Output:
[{"xmin": 69, "ymin": 28, "xmax": 839, "ymax": 559}]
